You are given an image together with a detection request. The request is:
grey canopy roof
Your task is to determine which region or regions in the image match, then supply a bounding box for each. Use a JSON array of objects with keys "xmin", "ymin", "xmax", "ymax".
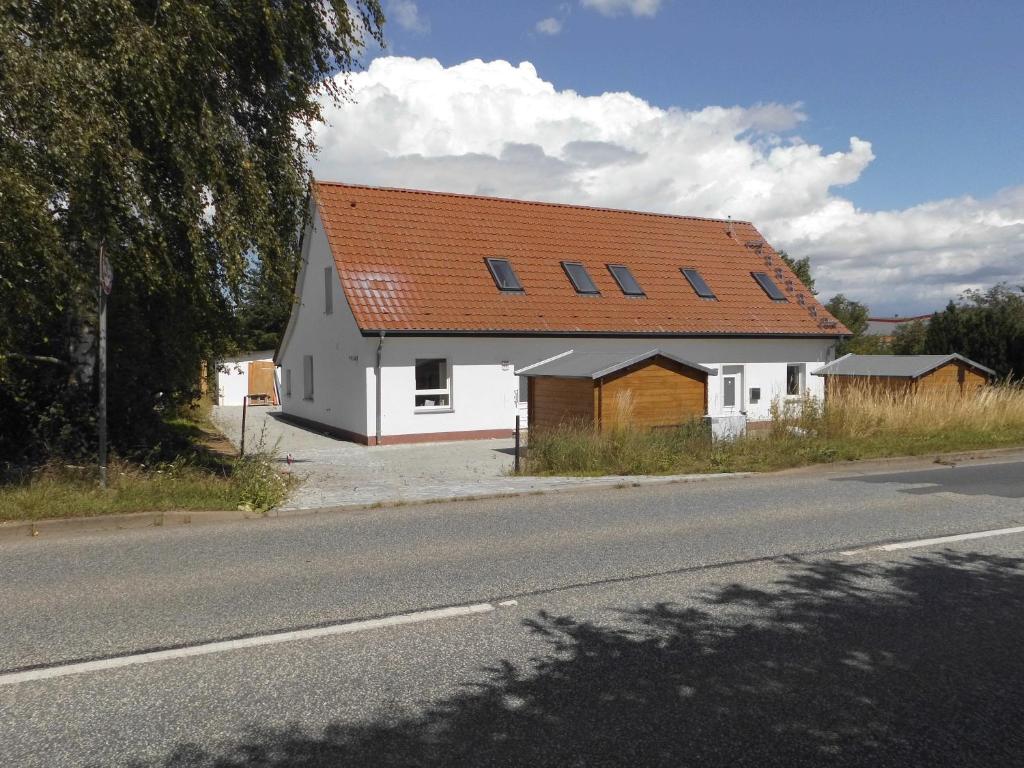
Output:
[
  {"xmin": 812, "ymin": 353, "xmax": 995, "ymax": 379},
  {"xmin": 515, "ymin": 349, "xmax": 717, "ymax": 380}
]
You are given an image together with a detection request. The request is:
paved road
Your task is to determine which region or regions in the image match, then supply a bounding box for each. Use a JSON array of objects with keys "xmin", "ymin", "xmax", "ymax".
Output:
[{"xmin": 2, "ymin": 456, "xmax": 1024, "ymax": 766}]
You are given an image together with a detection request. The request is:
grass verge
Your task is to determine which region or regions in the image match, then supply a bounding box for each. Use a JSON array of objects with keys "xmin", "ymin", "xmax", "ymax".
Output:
[
  {"xmin": 0, "ymin": 407, "xmax": 291, "ymax": 522},
  {"xmin": 522, "ymin": 383, "xmax": 1024, "ymax": 476}
]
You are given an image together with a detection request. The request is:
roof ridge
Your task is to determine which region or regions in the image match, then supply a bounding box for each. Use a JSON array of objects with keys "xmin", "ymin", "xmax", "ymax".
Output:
[{"xmin": 313, "ymin": 179, "xmax": 753, "ymax": 226}]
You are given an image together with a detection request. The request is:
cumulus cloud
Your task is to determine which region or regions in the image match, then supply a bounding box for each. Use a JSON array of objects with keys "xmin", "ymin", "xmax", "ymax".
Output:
[
  {"xmin": 581, "ymin": 0, "xmax": 662, "ymax": 17},
  {"xmin": 536, "ymin": 17, "xmax": 563, "ymax": 35},
  {"xmin": 387, "ymin": 0, "xmax": 429, "ymax": 34},
  {"xmin": 312, "ymin": 57, "xmax": 1024, "ymax": 313}
]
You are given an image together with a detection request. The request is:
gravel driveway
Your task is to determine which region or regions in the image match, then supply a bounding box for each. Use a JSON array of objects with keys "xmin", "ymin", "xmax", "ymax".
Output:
[{"xmin": 212, "ymin": 406, "xmax": 724, "ymax": 510}]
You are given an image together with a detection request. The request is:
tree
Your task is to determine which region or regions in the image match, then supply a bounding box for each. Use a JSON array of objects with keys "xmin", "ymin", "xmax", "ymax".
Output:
[
  {"xmin": 824, "ymin": 294, "xmax": 888, "ymax": 354},
  {"xmin": 778, "ymin": 251, "xmax": 816, "ymax": 295},
  {"xmin": 890, "ymin": 319, "xmax": 928, "ymax": 355},
  {"xmin": 0, "ymin": 1, "xmax": 385, "ymax": 462},
  {"xmin": 923, "ymin": 284, "xmax": 1024, "ymax": 378}
]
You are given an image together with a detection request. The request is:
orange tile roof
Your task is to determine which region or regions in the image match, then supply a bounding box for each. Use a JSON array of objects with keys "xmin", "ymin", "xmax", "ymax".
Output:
[{"xmin": 313, "ymin": 181, "xmax": 850, "ymax": 337}]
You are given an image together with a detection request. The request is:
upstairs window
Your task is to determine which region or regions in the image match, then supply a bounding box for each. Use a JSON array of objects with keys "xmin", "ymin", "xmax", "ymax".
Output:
[
  {"xmin": 752, "ymin": 272, "xmax": 787, "ymax": 301},
  {"xmin": 303, "ymin": 355, "xmax": 314, "ymax": 400},
  {"xmin": 485, "ymin": 258, "xmax": 523, "ymax": 292},
  {"xmin": 324, "ymin": 267, "xmax": 334, "ymax": 314},
  {"xmin": 607, "ymin": 264, "xmax": 645, "ymax": 296},
  {"xmin": 561, "ymin": 261, "xmax": 599, "ymax": 295},
  {"xmin": 681, "ymin": 268, "xmax": 716, "ymax": 299}
]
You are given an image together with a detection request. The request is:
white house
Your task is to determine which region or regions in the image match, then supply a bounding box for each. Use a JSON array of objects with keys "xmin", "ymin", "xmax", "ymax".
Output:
[
  {"xmin": 215, "ymin": 350, "xmax": 279, "ymax": 406},
  {"xmin": 275, "ymin": 182, "xmax": 849, "ymax": 445}
]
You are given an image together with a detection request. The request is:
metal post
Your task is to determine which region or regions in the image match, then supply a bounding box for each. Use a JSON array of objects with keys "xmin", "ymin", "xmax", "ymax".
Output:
[
  {"xmin": 97, "ymin": 245, "xmax": 108, "ymax": 489},
  {"xmin": 514, "ymin": 415, "xmax": 521, "ymax": 473},
  {"xmin": 240, "ymin": 395, "xmax": 247, "ymax": 457}
]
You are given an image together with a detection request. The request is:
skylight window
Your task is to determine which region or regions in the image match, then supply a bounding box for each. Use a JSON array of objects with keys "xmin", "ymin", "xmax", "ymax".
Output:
[
  {"xmin": 561, "ymin": 262, "xmax": 599, "ymax": 295},
  {"xmin": 607, "ymin": 264, "xmax": 645, "ymax": 296},
  {"xmin": 681, "ymin": 268, "xmax": 716, "ymax": 299},
  {"xmin": 752, "ymin": 272, "xmax": 787, "ymax": 301},
  {"xmin": 485, "ymin": 258, "xmax": 523, "ymax": 292}
]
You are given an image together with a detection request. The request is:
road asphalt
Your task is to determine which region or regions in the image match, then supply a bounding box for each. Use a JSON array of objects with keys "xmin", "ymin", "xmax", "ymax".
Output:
[{"xmin": 2, "ymin": 456, "xmax": 1024, "ymax": 766}]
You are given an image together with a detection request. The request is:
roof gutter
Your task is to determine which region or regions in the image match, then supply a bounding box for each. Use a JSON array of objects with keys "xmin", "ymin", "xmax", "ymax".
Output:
[{"xmin": 357, "ymin": 329, "xmax": 850, "ymax": 340}]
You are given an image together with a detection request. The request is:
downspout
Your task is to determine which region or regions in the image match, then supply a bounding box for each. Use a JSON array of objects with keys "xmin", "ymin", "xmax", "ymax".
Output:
[{"xmin": 375, "ymin": 331, "xmax": 385, "ymax": 445}]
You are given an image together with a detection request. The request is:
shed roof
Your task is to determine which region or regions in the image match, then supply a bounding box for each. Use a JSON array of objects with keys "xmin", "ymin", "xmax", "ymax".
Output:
[
  {"xmin": 811, "ymin": 353, "xmax": 995, "ymax": 379},
  {"xmin": 516, "ymin": 349, "xmax": 718, "ymax": 380},
  {"xmin": 313, "ymin": 181, "xmax": 848, "ymax": 338}
]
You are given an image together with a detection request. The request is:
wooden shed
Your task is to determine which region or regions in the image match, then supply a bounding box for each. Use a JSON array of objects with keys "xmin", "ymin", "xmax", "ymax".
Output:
[
  {"xmin": 517, "ymin": 350, "xmax": 715, "ymax": 432},
  {"xmin": 812, "ymin": 353, "xmax": 994, "ymax": 397}
]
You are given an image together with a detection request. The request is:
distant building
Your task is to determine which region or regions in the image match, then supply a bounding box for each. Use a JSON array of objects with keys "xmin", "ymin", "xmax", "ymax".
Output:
[{"xmin": 864, "ymin": 314, "xmax": 934, "ymax": 342}]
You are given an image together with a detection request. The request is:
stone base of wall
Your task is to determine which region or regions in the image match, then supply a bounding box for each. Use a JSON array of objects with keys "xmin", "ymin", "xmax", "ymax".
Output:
[{"xmin": 274, "ymin": 412, "xmax": 514, "ymax": 446}]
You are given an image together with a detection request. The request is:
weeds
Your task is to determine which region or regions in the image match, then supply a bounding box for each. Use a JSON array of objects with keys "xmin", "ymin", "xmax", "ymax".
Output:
[{"xmin": 523, "ymin": 381, "xmax": 1024, "ymax": 476}]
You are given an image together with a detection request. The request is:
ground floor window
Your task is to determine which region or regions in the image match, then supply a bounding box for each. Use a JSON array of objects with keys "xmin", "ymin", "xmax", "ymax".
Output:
[
  {"xmin": 285, "ymin": 368, "xmax": 292, "ymax": 398},
  {"xmin": 303, "ymin": 355, "xmax": 314, "ymax": 400},
  {"xmin": 415, "ymin": 358, "xmax": 451, "ymax": 410},
  {"xmin": 786, "ymin": 363, "xmax": 805, "ymax": 396}
]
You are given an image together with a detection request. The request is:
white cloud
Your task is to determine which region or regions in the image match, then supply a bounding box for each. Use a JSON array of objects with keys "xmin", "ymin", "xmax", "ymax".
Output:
[
  {"xmin": 387, "ymin": 0, "xmax": 429, "ymax": 34},
  {"xmin": 536, "ymin": 17, "xmax": 563, "ymax": 35},
  {"xmin": 581, "ymin": 0, "xmax": 662, "ymax": 18},
  {"xmin": 312, "ymin": 57, "xmax": 1024, "ymax": 314}
]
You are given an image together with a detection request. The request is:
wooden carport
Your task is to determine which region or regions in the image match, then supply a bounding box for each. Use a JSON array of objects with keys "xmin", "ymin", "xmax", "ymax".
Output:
[
  {"xmin": 812, "ymin": 353, "xmax": 994, "ymax": 397},
  {"xmin": 517, "ymin": 350, "xmax": 716, "ymax": 432}
]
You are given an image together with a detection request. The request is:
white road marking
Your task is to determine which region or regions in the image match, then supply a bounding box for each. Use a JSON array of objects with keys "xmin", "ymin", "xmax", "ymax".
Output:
[
  {"xmin": 0, "ymin": 603, "xmax": 496, "ymax": 686},
  {"xmin": 498, "ymin": 599, "xmax": 518, "ymax": 607},
  {"xmin": 841, "ymin": 525, "xmax": 1024, "ymax": 556}
]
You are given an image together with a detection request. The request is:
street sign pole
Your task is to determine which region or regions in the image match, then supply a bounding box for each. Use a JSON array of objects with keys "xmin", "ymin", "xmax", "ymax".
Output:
[{"xmin": 98, "ymin": 244, "xmax": 112, "ymax": 488}]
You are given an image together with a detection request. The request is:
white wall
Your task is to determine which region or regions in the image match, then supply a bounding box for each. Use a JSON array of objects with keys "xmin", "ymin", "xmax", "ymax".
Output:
[
  {"xmin": 215, "ymin": 352, "xmax": 276, "ymax": 406},
  {"xmin": 277, "ymin": 205, "xmax": 372, "ymax": 436},
  {"xmin": 368, "ymin": 336, "xmax": 837, "ymax": 438}
]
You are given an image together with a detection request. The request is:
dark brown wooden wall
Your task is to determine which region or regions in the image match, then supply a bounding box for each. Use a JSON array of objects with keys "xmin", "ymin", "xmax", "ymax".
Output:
[{"xmin": 598, "ymin": 358, "xmax": 707, "ymax": 430}]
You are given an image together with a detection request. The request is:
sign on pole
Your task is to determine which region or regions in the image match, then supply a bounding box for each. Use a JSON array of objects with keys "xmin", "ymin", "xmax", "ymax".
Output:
[{"xmin": 98, "ymin": 245, "xmax": 112, "ymax": 488}]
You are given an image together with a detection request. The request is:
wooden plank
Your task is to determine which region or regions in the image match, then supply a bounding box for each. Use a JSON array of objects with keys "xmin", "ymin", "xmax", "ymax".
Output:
[
  {"xmin": 529, "ymin": 377, "xmax": 595, "ymax": 432},
  {"xmin": 598, "ymin": 357, "xmax": 706, "ymax": 430},
  {"xmin": 248, "ymin": 361, "xmax": 279, "ymax": 405}
]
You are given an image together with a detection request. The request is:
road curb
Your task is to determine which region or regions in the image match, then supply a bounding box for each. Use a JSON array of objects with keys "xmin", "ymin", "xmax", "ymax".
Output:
[{"xmin": 3, "ymin": 445, "xmax": 1023, "ymax": 541}]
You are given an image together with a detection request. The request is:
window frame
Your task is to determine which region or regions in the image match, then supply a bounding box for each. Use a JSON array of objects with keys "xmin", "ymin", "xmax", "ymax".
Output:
[
  {"xmin": 302, "ymin": 355, "xmax": 314, "ymax": 401},
  {"xmin": 786, "ymin": 363, "xmax": 805, "ymax": 397},
  {"xmin": 752, "ymin": 272, "xmax": 788, "ymax": 302},
  {"xmin": 681, "ymin": 268, "xmax": 717, "ymax": 300},
  {"xmin": 324, "ymin": 267, "xmax": 334, "ymax": 315},
  {"xmin": 561, "ymin": 261, "xmax": 600, "ymax": 295},
  {"xmin": 414, "ymin": 358, "xmax": 453, "ymax": 412},
  {"xmin": 607, "ymin": 264, "xmax": 645, "ymax": 297},
  {"xmin": 484, "ymin": 257, "xmax": 524, "ymax": 293}
]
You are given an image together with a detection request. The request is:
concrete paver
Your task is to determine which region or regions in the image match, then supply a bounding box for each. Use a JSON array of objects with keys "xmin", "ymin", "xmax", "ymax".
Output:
[{"xmin": 211, "ymin": 406, "xmax": 738, "ymax": 510}]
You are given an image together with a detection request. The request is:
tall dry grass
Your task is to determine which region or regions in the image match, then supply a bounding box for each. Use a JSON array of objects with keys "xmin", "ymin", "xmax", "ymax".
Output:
[{"xmin": 523, "ymin": 381, "xmax": 1024, "ymax": 476}]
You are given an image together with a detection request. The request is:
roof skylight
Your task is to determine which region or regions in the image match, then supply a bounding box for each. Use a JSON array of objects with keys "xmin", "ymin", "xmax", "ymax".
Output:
[
  {"xmin": 681, "ymin": 268, "xmax": 716, "ymax": 299},
  {"xmin": 607, "ymin": 264, "xmax": 645, "ymax": 297},
  {"xmin": 562, "ymin": 262, "xmax": 599, "ymax": 295},
  {"xmin": 485, "ymin": 258, "xmax": 523, "ymax": 292},
  {"xmin": 752, "ymin": 272, "xmax": 787, "ymax": 301}
]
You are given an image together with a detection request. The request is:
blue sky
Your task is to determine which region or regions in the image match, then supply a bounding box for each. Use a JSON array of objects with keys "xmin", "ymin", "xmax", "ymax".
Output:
[
  {"xmin": 311, "ymin": 0, "xmax": 1024, "ymax": 314},
  {"xmin": 382, "ymin": 0, "xmax": 1023, "ymax": 212}
]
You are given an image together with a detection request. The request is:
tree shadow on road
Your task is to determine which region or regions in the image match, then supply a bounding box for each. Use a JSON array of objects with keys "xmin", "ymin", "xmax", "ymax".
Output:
[{"xmin": 142, "ymin": 551, "xmax": 1024, "ymax": 767}]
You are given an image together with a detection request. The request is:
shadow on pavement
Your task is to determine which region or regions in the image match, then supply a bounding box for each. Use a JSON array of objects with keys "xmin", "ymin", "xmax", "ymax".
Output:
[
  {"xmin": 835, "ymin": 461, "xmax": 1024, "ymax": 499},
  {"xmin": 139, "ymin": 551, "xmax": 1024, "ymax": 767}
]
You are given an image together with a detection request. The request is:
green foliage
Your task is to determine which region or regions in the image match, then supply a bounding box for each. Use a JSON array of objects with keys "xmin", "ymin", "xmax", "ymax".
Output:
[
  {"xmin": 777, "ymin": 251, "xmax": 816, "ymax": 294},
  {"xmin": 823, "ymin": 293, "xmax": 885, "ymax": 354},
  {"xmin": 922, "ymin": 284, "xmax": 1024, "ymax": 378},
  {"xmin": 891, "ymin": 318, "xmax": 928, "ymax": 354},
  {"xmin": 0, "ymin": 0, "xmax": 384, "ymax": 463},
  {"xmin": 523, "ymin": 384, "xmax": 1024, "ymax": 477}
]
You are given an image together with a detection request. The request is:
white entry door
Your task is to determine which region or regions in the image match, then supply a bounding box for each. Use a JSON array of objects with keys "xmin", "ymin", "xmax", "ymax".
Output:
[
  {"xmin": 721, "ymin": 365, "xmax": 744, "ymax": 413},
  {"xmin": 515, "ymin": 375, "xmax": 529, "ymax": 427}
]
